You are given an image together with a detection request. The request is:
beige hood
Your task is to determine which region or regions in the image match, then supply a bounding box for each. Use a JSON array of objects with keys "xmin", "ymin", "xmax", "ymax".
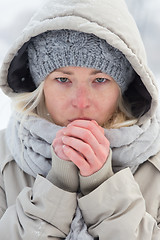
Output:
[{"xmin": 0, "ymin": 0, "xmax": 159, "ymax": 124}]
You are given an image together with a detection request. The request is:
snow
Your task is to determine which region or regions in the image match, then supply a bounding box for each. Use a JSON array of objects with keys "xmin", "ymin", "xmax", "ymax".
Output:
[
  {"xmin": 0, "ymin": 0, "xmax": 44, "ymax": 129},
  {"xmin": 0, "ymin": 0, "xmax": 160, "ymax": 130}
]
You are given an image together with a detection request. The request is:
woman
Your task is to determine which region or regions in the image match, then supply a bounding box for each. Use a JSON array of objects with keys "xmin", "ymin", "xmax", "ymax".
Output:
[{"xmin": 0, "ymin": 0, "xmax": 160, "ymax": 239}]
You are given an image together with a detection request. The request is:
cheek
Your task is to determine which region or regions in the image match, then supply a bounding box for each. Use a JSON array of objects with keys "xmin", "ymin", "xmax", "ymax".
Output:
[
  {"xmin": 99, "ymin": 89, "xmax": 120, "ymax": 117},
  {"xmin": 110, "ymin": 92, "xmax": 120, "ymax": 108},
  {"xmin": 100, "ymin": 89, "xmax": 119, "ymax": 108},
  {"xmin": 44, "ymin": 87, "xmax": 57, "ymax": 113},
  {"xmin": 44, "ymin": 91, "xmax": 69, "ymax": 118}
]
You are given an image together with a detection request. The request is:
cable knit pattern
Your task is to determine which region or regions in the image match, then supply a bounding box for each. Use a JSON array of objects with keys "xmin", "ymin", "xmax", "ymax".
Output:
[{"xmin": 27, "ymin": 30, "xmax": 135, "ymax": 93}]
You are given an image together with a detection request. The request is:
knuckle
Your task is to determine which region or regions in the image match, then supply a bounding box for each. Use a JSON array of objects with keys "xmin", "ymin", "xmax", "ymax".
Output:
[
  {"xmin": 81, "ymin": 143, "xmax": 91, "ymax": 153},
  {"xmin": 83, "ymin": 129, "xmax": 91, "ymax": 140}
]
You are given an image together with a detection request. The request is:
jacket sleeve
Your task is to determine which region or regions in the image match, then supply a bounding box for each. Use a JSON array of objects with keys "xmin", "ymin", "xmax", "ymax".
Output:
[
  {"xmin": 78, "ymin": 168, "xmax": 160, "ymax": 240},
  {"xmin": 0, "ymin": 175, "xmax": 77, "ymax": 239}
]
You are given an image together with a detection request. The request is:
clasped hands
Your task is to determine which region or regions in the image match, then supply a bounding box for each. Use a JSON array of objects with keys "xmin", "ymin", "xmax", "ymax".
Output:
[{"xmin": 52, "ymin": 120, "xmax": 110, "ymax": 177}]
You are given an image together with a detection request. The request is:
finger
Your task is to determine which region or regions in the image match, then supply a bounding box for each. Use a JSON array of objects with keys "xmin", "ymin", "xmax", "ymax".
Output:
[
  {"xmin": 63, "ymin": 125, "xmax": 100, "ymax": 151},
  {"xmin": 53, "ymin": 128, "xmax": 67, "ymax": 146},
  {"xmin": 62, "ymin": 145, "xmax": 89, "ymax": 173},
  {"xmin": 91, "ymin": 120, "xmax": 104, "ymax": 134},
  {"xmin": 52, "ymin": 134, "xmax": 69, "ymax": 160},
  {"xmin": 62, "ymin": 136, "xmax": 96, "ymax": 164},
  {"xmin": 64, "ymin": 124, "xmax": 110, "ymax": 161},
  {"xmin": 53, "ymin": 145, "xmax": 69, "ymax": 161},
  {"xmin": 63, "ymin": 145, "xmax": 105, "ymax": 176},
  {"xmin": 52, "ymin": 136, "xmax": 63, "ymax": 148},
  {"xmin": 67, "ymin": 120, "xmax": 109, "ymax": 147}
]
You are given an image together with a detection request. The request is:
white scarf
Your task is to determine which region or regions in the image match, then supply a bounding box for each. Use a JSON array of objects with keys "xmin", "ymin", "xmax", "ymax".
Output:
[
  {"xmin": 6, "ymin": 113, "xmax": 160, "ymax": 177},
  {"xmin": 6, "ymin": 113, "xmax": 160, "ymax": 239}
]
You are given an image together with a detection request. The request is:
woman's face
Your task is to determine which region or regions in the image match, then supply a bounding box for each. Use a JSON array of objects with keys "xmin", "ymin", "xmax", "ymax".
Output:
[{"xmin": 44, "ymin": 66, "xmax": 120, "ymax": 126}]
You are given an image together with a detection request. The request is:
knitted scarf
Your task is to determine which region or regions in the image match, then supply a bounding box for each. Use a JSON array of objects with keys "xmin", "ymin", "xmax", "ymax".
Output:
[{"xmin": 6, "ymin": 113, "xmax": 160, "ymax": 239}]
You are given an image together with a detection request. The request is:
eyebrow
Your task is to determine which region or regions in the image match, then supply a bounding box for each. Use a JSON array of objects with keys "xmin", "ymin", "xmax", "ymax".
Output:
[
  {"xmin": 54, "ymin": 69, "xmax": 102, "ymax": 75},
  {"xmin": 90, "ymin": 70, "xmax": 102, "ymax": 75},
  {"xmin": 54, "ymin": 69, "xmax": 73, "ymax": 75}
]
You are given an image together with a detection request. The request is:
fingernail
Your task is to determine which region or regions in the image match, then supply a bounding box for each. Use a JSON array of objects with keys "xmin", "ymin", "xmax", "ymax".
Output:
[
  {"xmin": 62, "ymin": 136, "xmax": 66, "ymax": 142},
  {"xmin": 63, "ymin": 145, "xmax": 68, "ymax": 150},
  {"xmin": 62, "ymin": 136, "xmax": 65, "ymax": 141}
]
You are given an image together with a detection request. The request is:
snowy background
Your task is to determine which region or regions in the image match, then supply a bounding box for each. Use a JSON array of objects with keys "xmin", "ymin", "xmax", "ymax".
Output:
[{"xmin": 0, "ymin": 0, "xmax": 160, "ymax": 130}]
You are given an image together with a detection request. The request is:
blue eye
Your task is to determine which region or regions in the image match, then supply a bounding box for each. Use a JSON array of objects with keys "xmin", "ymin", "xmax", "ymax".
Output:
[
  {"xmin": 55, "ymin": 77, "xmax": 69, "ymax": 83},
  {"xmin": 95, "ymin": 78, "xmax": 108, "ymax": 83}
]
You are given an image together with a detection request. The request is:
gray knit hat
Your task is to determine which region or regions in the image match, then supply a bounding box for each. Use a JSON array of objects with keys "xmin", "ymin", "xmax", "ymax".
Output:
[{"xmin": 28, "ymin": 29, "xmax": 136, "ymax": 93}]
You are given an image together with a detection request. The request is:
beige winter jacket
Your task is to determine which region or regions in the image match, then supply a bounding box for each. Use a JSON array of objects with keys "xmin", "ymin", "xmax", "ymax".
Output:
[
  {"xmin": 1, "ymin": 128, "xmax": 160, "ymax": 239},
  {"xmin": 0, "ymin": 0, "xmax": 160, "ymax": 239}
]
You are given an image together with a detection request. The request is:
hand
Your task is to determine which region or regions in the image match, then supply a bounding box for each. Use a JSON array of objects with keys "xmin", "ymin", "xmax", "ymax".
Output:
[
  {"xmin": 61, "ymin": 120, "xmax": 110, "ymax": 176},
  {"xmin": 52, "ymin": 128, "xmax": 69, "ymax": 161}
]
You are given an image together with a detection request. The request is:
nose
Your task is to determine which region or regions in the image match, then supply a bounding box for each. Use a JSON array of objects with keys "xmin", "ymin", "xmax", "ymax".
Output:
[{"xmin": 72, "ymin": 86, "xmax": 91, "ymax": 109}]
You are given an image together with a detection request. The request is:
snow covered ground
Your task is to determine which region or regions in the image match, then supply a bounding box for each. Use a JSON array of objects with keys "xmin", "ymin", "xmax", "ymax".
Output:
[{"xmin": 0, "ymin": 0, "xmax": 160, "ymax": 130}]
